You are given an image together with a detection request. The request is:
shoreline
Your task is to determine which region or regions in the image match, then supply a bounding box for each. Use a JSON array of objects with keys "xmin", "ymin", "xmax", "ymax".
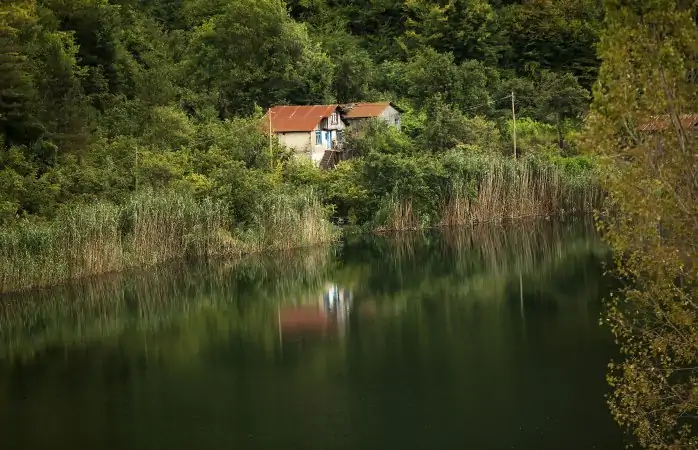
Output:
[{"xmin": 0, "ymin": 214, "xmax": 597, "ymax": 297}]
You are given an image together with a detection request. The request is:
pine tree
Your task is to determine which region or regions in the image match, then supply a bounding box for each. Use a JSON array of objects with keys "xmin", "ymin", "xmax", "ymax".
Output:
[{"xmin": 0, "ymin": 3, "xmax": 42, "ymax": 147}]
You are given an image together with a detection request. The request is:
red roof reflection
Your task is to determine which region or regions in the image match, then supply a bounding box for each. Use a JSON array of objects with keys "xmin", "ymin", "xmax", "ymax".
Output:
[{"xmin": 279, "ymin": 306, "xmax": 334, "ymax": 333}]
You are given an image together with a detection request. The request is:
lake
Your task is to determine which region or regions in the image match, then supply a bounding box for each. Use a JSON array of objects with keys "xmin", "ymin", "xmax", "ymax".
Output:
[{"xmin": 0, "ymin": 219, "xmax": 624, "ymax": 449}]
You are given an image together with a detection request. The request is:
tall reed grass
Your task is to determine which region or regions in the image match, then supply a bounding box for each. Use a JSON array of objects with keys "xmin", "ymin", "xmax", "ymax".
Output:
[
  {"xmin": 238, "ymin": 189, "xmax": 337, "ymax": 253},
  {"xmin": 373, "ymin": 196, "xmax": 423, "ymax": 232},
  {"xmin": 0, "ymin": 189, "xmax": 337, "ymax": 294},
  {"xmin": 440, "ymin": 156, "xmax": 602, "ymax": 226},
  {"xmin": 369, "ymin": 154, "xmax": 602, "ymax": 232}
]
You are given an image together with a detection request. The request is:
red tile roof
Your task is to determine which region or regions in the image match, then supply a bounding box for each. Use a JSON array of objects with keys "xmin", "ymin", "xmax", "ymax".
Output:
[
  {"xmin": 266, "ymin": 105, "xmax": 339, "ymax": 132},
  {"xmin": 638, "ymin": 114, "xmax": 698, "ymax": 132},
  {"xmin": 343, "ymin": 102, "xmax": 392, "ymax": 119}
]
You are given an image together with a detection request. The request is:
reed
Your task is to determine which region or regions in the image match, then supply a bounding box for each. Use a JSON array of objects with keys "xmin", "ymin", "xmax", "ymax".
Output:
[
  {"xmin": 0, "ymin": 189, "xmax": 337, "ymax": 294},
  {"xmin": 123, "ymin": 191, "xmax": 236, "ymax": 265},
  {"xmin": 0, "ymin": 202, "xmax": 124, "ymax": 293},
  {"xmin": 368, "ymin": 154, "xmax": 601, "ymax": 232},
  {"xmin": 239, "ymin": 189, "xmax": 338, "ymax": 253},
  {"xmin": 440, "ymin": 156, "xmax": 603, "ymax": 226},
  {"xmin": 373, "ymin": 196, "xmax": 422, "ymax": 232}
]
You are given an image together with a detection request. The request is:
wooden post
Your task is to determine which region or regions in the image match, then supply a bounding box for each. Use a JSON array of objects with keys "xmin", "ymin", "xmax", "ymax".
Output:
[{"xmin": 511, "ymin": 91, "xmax": 518, "ymax": 159}]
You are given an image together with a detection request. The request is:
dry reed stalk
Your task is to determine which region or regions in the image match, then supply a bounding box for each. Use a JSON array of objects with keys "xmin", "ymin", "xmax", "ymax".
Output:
[
  {"xmin": 438, "ymin": 159, "xmax": 600, "ymax": 228},
  {"xmin": 1, "ymin": 190, "xmax": 337, "ymax": 294}
]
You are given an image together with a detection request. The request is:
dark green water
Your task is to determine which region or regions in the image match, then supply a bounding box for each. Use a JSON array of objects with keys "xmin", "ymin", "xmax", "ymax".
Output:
[{"xmin": 0, "ymin": 220, "xmax": 624, "ymax": 449}]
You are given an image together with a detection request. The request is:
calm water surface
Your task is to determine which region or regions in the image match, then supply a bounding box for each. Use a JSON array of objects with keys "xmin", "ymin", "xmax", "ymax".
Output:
[{"xmin": 0, "ymin": 220, "xmax": 624, "ymax": 449}]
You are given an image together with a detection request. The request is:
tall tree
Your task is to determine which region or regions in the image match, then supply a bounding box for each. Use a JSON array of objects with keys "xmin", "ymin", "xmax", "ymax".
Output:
[
  {"xmin": 501, "ymin": 0, "xmax": 602, "ymax": 88},
  {"xmin": 401, "ymin": 0, "xmax": 506, "ymax": 64},
  {"xmin": 534, "ymin": 70, "xmax": 589, "ymax": 149},
  {"xmin": 0, "ymin": 1, "xmax": 43, "ymax": 148},
  {"xmin": 185, "ymin": 0, "xmax": 334, "ymax": 118},
  {"xmin": 584, "ymin": 0, "xmax": 698, "ymax": 447}
]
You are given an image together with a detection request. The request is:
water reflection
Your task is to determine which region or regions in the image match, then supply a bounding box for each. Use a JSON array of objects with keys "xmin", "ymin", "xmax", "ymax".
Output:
[
  {"xmin": 278, "ymin": 284, "xmax": 352, "ymax": 340},
  {"xmin": 0, "ymin": 218, "xmax": 623, "ymax": 450}
]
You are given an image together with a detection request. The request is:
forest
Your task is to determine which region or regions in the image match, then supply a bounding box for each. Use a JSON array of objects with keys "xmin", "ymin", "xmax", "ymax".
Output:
[
  {"xmin": 0, "ymin": 0, "xmax": 602, "ymax": 290},
  {"xmin": 1, "ymin": 1, "xmax": 697, "ymax": 447},
  {"xmin": 0, "ymin": 0, "xmax": 599, "ymax": 218}
]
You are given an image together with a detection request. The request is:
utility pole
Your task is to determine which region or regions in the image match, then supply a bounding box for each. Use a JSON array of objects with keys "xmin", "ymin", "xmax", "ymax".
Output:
[{"xmin": 511, "ymin": 91, "xmax": 518, "ymax": 159}]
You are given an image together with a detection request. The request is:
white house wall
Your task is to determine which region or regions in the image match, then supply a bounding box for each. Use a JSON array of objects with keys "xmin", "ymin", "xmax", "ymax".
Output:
[
  {"xmin": 277, "ymin": 128, "xmax": 341, "ymax": 167},
  {"xmin": 277, "ymin": 131, "xmax": 312, "ymax": 154},
  {"xmin": 379, "ymin": 105, "xmax": 402, "ymax": 130}
]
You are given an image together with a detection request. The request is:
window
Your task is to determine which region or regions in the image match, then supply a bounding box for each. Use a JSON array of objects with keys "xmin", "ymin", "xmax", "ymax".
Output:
[
  {"xmin": 330, "ymin": 113, "xmax": 338, "ymax": 125},
  {"xmin": 394, "ymin": 117, "xmax": 400, "ymax": 126},
  {"xmin": 315, "ymin": 131, "xmax": 322, "ymax": 145},
  {"xmin": 337, "ymin": 130, "xmax": 343, "ymax": 142}
]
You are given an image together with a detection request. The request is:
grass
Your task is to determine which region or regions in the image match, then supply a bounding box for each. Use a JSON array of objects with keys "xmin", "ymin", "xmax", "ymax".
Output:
[
  {"xmin": 238, "ymin": 189, "xmax": 337, "ymax": 253},
  {"xmin": 0, "ymin": 189, "xmax": 338, "ymax": 294},
  {"xmin": 441, "ymin": 156, "xmax": 602, "ymax": 225},
  {"xmin": 374, "ymin": 154, "xmax": 603, "ymax": 231},
  {"xmin": 0, "ymin": 154, "xmax": 598, "ymax": 292}
]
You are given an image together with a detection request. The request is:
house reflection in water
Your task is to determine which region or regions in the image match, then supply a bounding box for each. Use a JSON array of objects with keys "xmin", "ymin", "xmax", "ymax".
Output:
[{"xmin": 277, "ymin": 283, "xmax": 352, "ymax": 340}]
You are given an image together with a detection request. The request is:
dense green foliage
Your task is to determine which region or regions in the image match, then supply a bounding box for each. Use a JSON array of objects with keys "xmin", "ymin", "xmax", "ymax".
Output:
[
  {"xmin": 0, "ymin": 0, "xmax": 605, "ymax": 293},
  {"xmin": 0, "ymin": 0, "xmax": 600, "ymax": 221},
  {"xmin": 285, "ymin": 121, "xmax": 600, "ymax": 230},
  {"xmin": 2, "ymin": 1, "xmax": 695, "ymax": 445},
  {"xmin": 584, "ymin": 0, "xmax": 698, "ymax": 447}
]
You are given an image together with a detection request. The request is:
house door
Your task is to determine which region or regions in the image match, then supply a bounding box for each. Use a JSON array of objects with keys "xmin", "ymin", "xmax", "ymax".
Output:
[{"xmin": 325, "ymin": 131, "xmax": 332, "ymax": 148}]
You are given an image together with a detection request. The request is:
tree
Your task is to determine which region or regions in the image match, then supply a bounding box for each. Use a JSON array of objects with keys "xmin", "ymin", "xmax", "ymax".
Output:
[
  {"xmin": 401, "ymin": 0, "xmax": 507, "ymax": 64},
  {"xmin": 312, "ymin": 22, "xmax": 378, "ymax": 103},
  {"xmin": 185, "ymin": 0, "xmax": 334, "ymax": 118},
  {"xmin": 534, "ymin": 70, "xmax": 589, "ymax": 149},
  {"xmin": 501, "ymin": 0, "xmax": 603, "ymax": 89},
  {"xmin": 334, "ymin": 0, "xmax": 409, "ymax": 60},
  {"xmin": 382, "ymin": 48, "xmax": 492, "ymax": 111},
  {"xmin": 583, "ymin": 0, "xmax": 698, "ymax": 447},
  {"xmin": 419, "ymin": 96, "xmax": 502, "ymax": 153},
  {"xmin": 0, "ymin": 1, "xmax": 43, "ymax": 148}
]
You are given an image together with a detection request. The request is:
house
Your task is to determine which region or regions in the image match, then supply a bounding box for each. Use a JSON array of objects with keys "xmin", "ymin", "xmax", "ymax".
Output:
[
  {"xmin": 637, "ymin": 114, "xmax": 698, "ymax": 156},
  {"xmin": 637, "ymin": 114, "xmax": 698, "ymax": 132},
  {"xmin": 265, "ymin": 104, "xmax": 346, "ymax": 166},
  {"xmin": 265, "ymin": 101, "xmax": 403, "ymax": 169},
  {"xmin": 340, "ymin": 102, "xmax": 403, "ymax": 130}
]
